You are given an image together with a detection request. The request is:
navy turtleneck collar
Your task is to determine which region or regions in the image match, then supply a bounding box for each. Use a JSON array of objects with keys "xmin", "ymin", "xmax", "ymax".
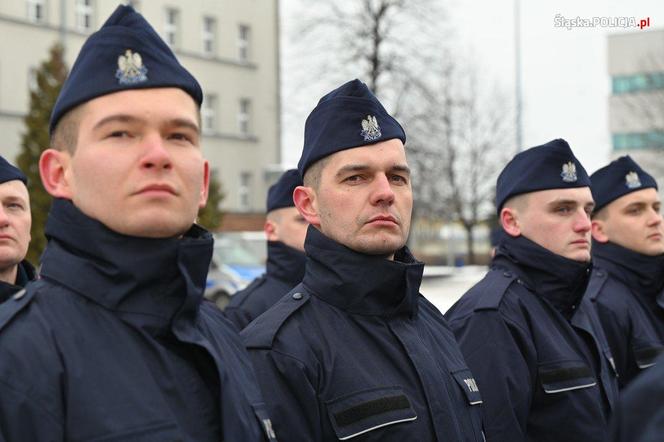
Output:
[
  {"xmin": 301, "ymin": 225, "xmax": 424, "ymax": 317},
  {"xmin": 592, "ymin": 240, "xmax": 664, "ymax": 298},
  {"xmin": 39, "ymin": 199, "xmax": 213, "ymax": 335},
  {"xmin": 0, "ymin": 261, "xmax": 37, "ymax": 303},
  {"xmin": 494, "ymin": 234, "xmax": 592, "ymax": 318},
  {"xmin": 266, "ymin": 240, "xmax": 306, "ymax": 287}
]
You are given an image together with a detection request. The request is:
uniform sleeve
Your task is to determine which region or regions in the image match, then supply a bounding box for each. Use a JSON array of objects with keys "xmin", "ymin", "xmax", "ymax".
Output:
[
  {"xmin": 0, "ymin": 381, "xmax": 64, "ymax": 442},
  {"xmin": 449, "ymin": 310, "xmax": 535, "ymax": 442},
  {"xmin": 247, "ymin": 348, "xmax": 322, "ymax": 442}
]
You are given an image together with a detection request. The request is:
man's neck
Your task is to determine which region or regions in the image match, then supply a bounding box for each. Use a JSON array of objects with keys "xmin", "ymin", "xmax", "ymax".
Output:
[{"xmin": 0, "ymin": 265, "xmax": 18, "ymax": 285}]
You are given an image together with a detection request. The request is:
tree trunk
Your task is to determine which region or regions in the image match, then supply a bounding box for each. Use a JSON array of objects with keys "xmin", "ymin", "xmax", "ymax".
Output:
[{"xmin": 464, "ymin": 224, "xmax": 475, "ymax": 265}]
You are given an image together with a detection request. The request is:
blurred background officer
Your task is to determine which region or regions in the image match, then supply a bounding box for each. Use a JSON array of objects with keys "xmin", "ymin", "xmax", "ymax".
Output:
[
  {"xmin": 225, "ymin": 169, "xmax": 307, "ymax": 330},
  {"xmin": 587, "ymin": 156, "xmax": 664, "ymax": 387},
  {"xmin": 0, "ymin": 6, "xmax": 275, "ymax": 442},
  {"xmin": 446, "ymin": 139, "xmax": 619, "ymax": 442},
  {"xmin": 242, "ymin": 79, "xmax": 485, "ymax": 441},
  {"xmin": 609, "ymin": 353, "xmax": 664, "ymax": 442},
  {"xmin": 0, "ymin": 155, "xmax": 35, "ymax": 303}
]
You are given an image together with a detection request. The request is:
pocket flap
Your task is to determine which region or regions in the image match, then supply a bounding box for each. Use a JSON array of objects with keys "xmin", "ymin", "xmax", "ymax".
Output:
[
  {"xmin": 538, "ymin": 361, "xmax": 596, "ymax": 394},
  {"xmin": 326, "ymin": 387, "xmax": 417, "ymax": 440},
  {"xmin": 634, "ymin": 345, "xmax": 664, "ymax": 369},
  {"xmin": 451, "ymin": 369, "xmax": 483, "ymax": 405}
]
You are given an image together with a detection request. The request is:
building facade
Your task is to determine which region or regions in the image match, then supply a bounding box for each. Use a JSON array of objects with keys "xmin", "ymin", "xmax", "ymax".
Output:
[
  {"xmin": 608, "ymin": 28, "xmax": 664, "ymax": 184},
  {"xmin": 0, "ymin": 0, "xmax": 282, "ymax": 213}
]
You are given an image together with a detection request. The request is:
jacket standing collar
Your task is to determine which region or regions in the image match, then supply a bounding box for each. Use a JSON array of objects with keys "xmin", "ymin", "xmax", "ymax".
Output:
[
  {"xmin": 592, "ymin": 240, "xmax": 664, "ymax": 298},
  {"xmin": 266, "ymin": 240, "xmax": 306, "ymax": 287},
  {"xmin": 302, "ymin": 226, "xmax": 424, "ymax": 317},
  {"xmin": 39, "ymin": 199, "xmax": 213, "ymax": 335},
  {"xmin": 494, "ymin": 234, "xmax": 592, "ymax": 317}
]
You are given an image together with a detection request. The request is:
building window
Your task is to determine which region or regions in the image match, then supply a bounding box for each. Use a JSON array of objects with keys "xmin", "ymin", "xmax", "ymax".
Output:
[
  {"xmin": 27, "ymin": 0, "xmax": 46, "ymax": 23},
  {"xmin": 238, "ymin": 24, "xmax": 250, "ymax": 61},
  {"xmin": 202, "ymin": 94, "xmax": 217, "ymax": 134},
  {"xmin": 164, "ymin": 8, "xmax": 180, "ymax": 48},
  {"xmin": 202, "ymin": 16, "xmax": 216, "ymax": 56},
  {"xmin": 612, "ymin": 72, "xmax": 664, "ymax": 94},
  {"xmin": 75, "ymin": 0, "xmax": 94, "ymax": 32},
  {"xmin": 613, "ymin": 131, "xmax": 664, "ymax": 151},
  {"xmin": 238, "ymin": 98, "xmax": 251, "ymax": 135},
  {"xmin": 239, "ymin": 171, "xmax": 252, "ymax": 211}
]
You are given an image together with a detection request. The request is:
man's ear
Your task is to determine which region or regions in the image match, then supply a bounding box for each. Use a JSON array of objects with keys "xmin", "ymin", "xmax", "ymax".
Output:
[
  {"xmin": 293, "ymin": 185, "xmax": 320, "ymax": 228},
  {"xmin": 264, "ymin": 218, "xmax": 278, "ymax": 241},
  {"xmin": 39, "ymin": 149, "xmax": 74, "ymax": 198},
  {"xmin": 591, "ymin": 219, "xmax": 609, "ymax": 243},
  {"xmin": 500, "ymin": 207, "xmax": 521, "ymax": 237},
  {"xmin": 198, "ymin": 160, "xmax": 210, "ymax": 209}
]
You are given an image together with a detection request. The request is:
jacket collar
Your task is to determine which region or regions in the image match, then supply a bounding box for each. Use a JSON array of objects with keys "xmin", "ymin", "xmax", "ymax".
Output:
[
  {"xmin": 266, "ymin": 240, "xmax": 306, "ymax": 287},
  {"xmin": 301, "ymin": 226, "xmax": 423, "ymax": 317},
  {"xmin": 39, "ymin": 199, "xmax": 213, "ymax": 335},
  {"xmin": 494, "ymin": 234, "xmax": 592, "ymax": 317},
  {"xmin": 592, "ymin": 240, "xmax": 664, "ymax": 298}
]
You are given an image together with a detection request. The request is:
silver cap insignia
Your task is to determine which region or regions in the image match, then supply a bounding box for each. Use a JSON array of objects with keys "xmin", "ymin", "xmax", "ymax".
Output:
[
  {"xmin": 625, "ymin": 171, "xmax": 641, "ymax": 189},
  {"xmin": 115, "ymin": 49, "xmax": 148, "ymax": 85},
  {"xmin": 360, "ymin": 115, "xmax": 381, "ymax": 141},
  {"xmin": 561, "ymin": 161, "xmax": 578, "ymax": 183}
]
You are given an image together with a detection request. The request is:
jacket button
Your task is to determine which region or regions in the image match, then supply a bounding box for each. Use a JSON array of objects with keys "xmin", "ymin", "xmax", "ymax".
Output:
[
  {"xmin": 12, "ymin": 289, "xmax": 26, "ymax": 300},
  {"xmin": 503, "ymin": 271, "xmax": 512, "ymax": 278},
  {"xmin": 292, "ymin": 292, "xmax": 303, "ymax": 300}
]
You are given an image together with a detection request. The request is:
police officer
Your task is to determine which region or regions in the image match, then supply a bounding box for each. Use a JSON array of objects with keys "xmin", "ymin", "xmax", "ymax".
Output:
[
  {"xmin": 0, "ymin": 6, "xmax": 274, "ymax": 442},
  {"xmin": 0, "ymin": 155, "xmax": 35, "ymax": 303},
  {"xmin": 225, "ymin": 169, "xmax": 308, "ymax": 330},
  {"xmin": 610, "ymin": 353, "xmax": 664, "ymax": 442},
  {"xmin": 587, "ymin": 156, "xmax": 664, "ymax": 387},
  {"xmin": 446, "ymin": 139, "xmax": 619, "ymax": 442},
  {"xmin": 242, "ymin": 79, "xmax": 485, "ymax": 441}
]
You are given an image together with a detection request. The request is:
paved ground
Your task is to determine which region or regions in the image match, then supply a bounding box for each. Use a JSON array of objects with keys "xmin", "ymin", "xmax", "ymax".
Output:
[{"xmin": 420, "ymin": 266, "xmax": 487, "ymax": 314}]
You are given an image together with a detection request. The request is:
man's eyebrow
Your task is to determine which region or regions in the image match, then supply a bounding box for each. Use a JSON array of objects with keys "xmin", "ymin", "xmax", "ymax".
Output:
[
  {"xmin": 169, "ymin": 118, "xmax": 200, "ymax": 134},
  {"xmin": 1, "ymin": 195, "xmax": 28, "ymax": 205},
  {"xmin": 92, "ymin": 114, "xmax": 142, "ymax": 131},
  {"xmin": 390, "ymin": 164, "xmax": 411, "ymax": 175},
  {"xmin": 335, "ymin": 164, "xmax": 370, "ymax": 178}
]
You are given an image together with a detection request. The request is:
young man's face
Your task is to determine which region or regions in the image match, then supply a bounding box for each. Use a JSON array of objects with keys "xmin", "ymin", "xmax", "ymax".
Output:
[
  {"xmin": 0, "ymin": 180, "xmax": 31, "ymax": 271},
  {"xmin": 305, "ymin": 138, "xmax": 412, "ymax": 257},
  {"xmin": 49, "ymin": 88, "xmax": 209, "ymax": 238},
  {"xmin": 592, "ymin": 188, "xmax": 664, "ymax": 256},
  {"xmin": 505, "ymin": 187, "xmax": 595, "ymax": 262}
]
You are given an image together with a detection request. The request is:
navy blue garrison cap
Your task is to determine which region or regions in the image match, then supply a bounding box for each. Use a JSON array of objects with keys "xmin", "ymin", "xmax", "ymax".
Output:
[
  {"xmin": 0, "ymin": 155, "xmax": 27, "ymax": 186},
  {"xmin": 267, "ymin": 169, "xmax": 302, "ymax": 212},
  {"xmin": 297, "ymin": 79, "xmax": 406, "ymax": 176},
  {"xmin": 495, "ymin": 138, "xmax": 590, "ymax": 214},
  {"xmin": 590, "ymin": 155, "xmax": 658, "ymax": 213},
  {"xmin": 49, "ymin": 4, "xmax": 203, "ymax": 134}
]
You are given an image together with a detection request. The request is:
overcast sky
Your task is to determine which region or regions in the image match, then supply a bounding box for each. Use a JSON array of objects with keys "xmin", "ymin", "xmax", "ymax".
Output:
[{"xmin": 280, "ymin": 0, "xmax": 663, "ymax": 174}]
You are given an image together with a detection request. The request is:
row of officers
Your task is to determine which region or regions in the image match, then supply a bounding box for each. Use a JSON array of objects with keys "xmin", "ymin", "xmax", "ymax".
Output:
[{"xmin": 0, "ymin": 4, "xmax": 662, "ymax": 442}]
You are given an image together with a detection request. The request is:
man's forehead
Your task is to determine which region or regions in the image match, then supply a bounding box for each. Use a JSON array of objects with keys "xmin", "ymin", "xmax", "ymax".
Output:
[
  {"xmin": 612, "ymin": 187, "xmax": 660, "ymax": 207},
  {"xmin": 85, "ymin": 88, "xmax": 198, "ymax": 117},
  {"xmin": 0, "ymin": 180, "xmax": 29, "ymax": 199},
  {"xmin": 327, "ymin": 140, "xmax": 407, "ymax": 168}
]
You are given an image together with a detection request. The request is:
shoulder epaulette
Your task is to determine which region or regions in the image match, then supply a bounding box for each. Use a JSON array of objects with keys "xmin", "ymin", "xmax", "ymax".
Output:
[
  {"xmin": 0, "ymin": 284, "xmax": 38, "ymax": 331},
  {"xmin": 472, "ymin": 269, "xmax": 517, "ymax": 311},
  {"xmin": 585, "ymin": 267, "xmax": 609, "ymax": 302},
  {"xmin": 241, "ymin": 286, "xmax": 310, "ymax": 349}
]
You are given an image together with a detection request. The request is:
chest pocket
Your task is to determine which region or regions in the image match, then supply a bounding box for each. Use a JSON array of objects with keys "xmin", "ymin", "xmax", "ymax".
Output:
[
  {"xmin": 82, "ymin": 421, "xmax": 182, "ymax": 442},
  {"xmin": 538, "ymin": 360, "xmax": 596, "ymax": 394},
  {"xmin": 325, "ymin": 386, "xmax": 417, "ymax": 440},
  {"xmin": 451, "ymin": 369, "xmax": 483, "ymax": 405},
  {"xmin": 633, "ymin": 344, "xmax": 664, "ymax": 369}
]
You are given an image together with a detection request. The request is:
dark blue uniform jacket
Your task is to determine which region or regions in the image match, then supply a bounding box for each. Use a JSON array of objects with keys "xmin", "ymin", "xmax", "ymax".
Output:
[
  {"xmin": 225, "ymin": 240, "xmax": 305, "ymax": 330},
  {"xmin": 588, "ymin": 241, "xmax": 664, "ymax": 388},
  {"xmin": 0, "ymin": 260, "xmax": 36, "ymax": 303},
  {"xmin": 242, "ymin": 227, "xmax": 485, "ymax": 442},
  {"xmin": 0, "ymin": 199, "xmax": 276, "ymax": 442},
  {"xmin": 610, "ymin": 353, "xmax": 664, "ymax": 442},
  {"xmin": 446, "ymin": 235, "xmax": 619, "ymax": 442}
]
